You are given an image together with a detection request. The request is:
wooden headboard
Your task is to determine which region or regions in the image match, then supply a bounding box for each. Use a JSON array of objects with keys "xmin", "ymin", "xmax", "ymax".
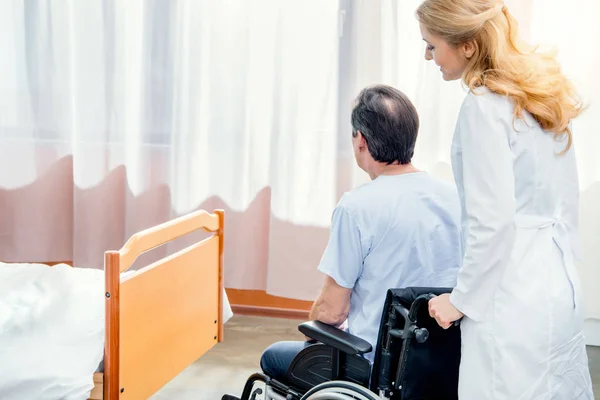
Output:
[{"xmin": 103, "ymin": 209, "xmax": 224, "ymax": 399}]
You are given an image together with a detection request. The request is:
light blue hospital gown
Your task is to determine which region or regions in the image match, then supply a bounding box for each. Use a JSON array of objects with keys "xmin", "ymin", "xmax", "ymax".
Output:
[{"xmin": 317, "ymin": 171, "xmax": 463, "ymax": 362}]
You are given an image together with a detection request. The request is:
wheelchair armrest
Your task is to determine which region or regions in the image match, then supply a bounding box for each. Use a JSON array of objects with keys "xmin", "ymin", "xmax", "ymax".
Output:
[{"xmin": 298, "ymin": 320, "xmax": 372, "ymax": 356}]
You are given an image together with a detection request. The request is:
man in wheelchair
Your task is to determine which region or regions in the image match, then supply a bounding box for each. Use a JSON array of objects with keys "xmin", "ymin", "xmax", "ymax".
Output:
[
  {"xmin": 226, "ymin": 287, "xmax": 462, "ymax": 400},
  {"xmin": 223, "ymin": 85, "xmax": 463, "ymax": 399}
]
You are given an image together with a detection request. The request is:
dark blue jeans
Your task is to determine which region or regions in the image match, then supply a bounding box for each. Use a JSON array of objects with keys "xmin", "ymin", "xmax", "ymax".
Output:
[{"xmin": 259, "ymin": 341, "xmax": 312, "ymax": 382}]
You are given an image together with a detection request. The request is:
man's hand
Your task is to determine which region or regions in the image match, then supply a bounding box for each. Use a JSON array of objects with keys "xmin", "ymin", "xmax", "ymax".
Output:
[
  {"xmin": 428, "ymin": 293, "xmax": 463, "ymax": 329},
  {"xmin": 308, "ymin": 275, "xmax": 352, "ymax": 328}
]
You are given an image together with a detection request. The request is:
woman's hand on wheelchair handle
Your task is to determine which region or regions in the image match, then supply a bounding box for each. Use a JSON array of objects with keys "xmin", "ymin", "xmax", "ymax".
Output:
[{"xmin": 428, "ymin": 293, "xmax": 464, "ymax": 329}]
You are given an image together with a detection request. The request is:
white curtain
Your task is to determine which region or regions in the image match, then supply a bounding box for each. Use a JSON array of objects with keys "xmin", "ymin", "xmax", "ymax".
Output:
[
  {"xmin": 0, "ymin": 0, "xmax": 341, "ymax": 301},
  {"xmin": 1, "ymin": 0, "xmax": 598, "ymax": 344}
]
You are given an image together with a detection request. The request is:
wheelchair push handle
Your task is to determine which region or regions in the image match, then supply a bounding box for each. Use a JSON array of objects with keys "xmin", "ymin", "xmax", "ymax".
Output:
[
  {"xmin": 422, "ymin": 293, "xmax": 462, "ymax": 327},
  {"xmin": 386, "ymin": 291, "xmax": 463, "ymax": 365},
  {"xmin": 395, "ymin": 293, "xmax": 460, "ymax": 343},
  {"xmin": 407, "ymin": 293, "xmax": 435, "ymax": 322}
]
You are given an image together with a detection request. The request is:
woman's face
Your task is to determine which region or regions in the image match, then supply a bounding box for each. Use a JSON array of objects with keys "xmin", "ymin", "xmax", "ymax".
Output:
[{"xmin": 419, "ymin": 23, "xmax": 471, "ymax": 81}]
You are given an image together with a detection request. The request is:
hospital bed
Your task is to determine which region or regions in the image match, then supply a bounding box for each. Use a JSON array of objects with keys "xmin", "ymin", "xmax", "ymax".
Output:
[{"xmin": 0, "ymin": 208, "xmax": 230, "ymax": 400}]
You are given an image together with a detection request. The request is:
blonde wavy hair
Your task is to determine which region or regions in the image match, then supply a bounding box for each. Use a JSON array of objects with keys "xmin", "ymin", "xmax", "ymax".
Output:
[{"xmin": 416, "ymin": 0, "xmax": 583, "ymax": 150}]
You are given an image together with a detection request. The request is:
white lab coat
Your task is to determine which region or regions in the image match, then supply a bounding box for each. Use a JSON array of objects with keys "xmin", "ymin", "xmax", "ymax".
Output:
[{"xmin": 449, "ymin": 87, "xmax": 594, "ymax": 399}]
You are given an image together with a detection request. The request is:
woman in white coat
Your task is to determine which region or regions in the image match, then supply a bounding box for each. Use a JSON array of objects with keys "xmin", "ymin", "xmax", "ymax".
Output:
[{"xmin": 418, "ymin": 1, "xmax": 594, "ymax": 398}]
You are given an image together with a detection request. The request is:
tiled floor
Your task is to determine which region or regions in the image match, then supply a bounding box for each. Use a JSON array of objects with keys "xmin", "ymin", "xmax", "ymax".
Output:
[
  {"xmin": 151, "ymin": 315, "xmax": 600, "ymax": 399},
  {"xmin": 151, "ymin": 315, "xmax": 301, "ymax": 400},
  {"xmin": 591, "ymin": 345, "xmax": 600, "ymax": 398}
]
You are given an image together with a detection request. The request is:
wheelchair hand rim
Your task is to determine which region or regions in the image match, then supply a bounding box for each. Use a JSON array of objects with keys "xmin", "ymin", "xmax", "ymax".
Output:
[{"xmin": 300, "ymin": 381, "xmax": 380, "ymax": 400}]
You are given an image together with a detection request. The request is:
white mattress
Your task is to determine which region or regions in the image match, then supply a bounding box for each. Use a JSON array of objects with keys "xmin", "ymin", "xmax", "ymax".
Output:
[{"xmin": 0, "ymin": 262, "xmax": 233, "ymax": 399}]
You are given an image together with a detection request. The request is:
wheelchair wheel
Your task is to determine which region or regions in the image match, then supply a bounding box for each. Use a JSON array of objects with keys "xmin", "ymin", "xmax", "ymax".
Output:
[{"xmin": 300, "ymin": 381, "xmax": 380, "ymax": 400}]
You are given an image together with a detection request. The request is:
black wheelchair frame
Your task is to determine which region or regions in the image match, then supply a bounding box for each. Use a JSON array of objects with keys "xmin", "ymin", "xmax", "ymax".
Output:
[{"xmin": 225, "ymin": 287, "xmax": 461, "ymax": 400}]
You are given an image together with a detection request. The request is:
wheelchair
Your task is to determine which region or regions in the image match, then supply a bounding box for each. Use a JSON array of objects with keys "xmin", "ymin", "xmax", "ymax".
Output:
[{"xmin": 223, "ymin": 287, "xmax": 461, "ymax": 400}]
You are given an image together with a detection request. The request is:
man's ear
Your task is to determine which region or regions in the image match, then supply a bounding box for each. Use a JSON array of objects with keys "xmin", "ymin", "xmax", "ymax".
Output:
[
  {"xmin": 462, "ymin": 40, "xmax": 476, "ymax": 59},
  {"xmin": 356, "ymin": 130, "xmax": 367, "ymax": 150}
]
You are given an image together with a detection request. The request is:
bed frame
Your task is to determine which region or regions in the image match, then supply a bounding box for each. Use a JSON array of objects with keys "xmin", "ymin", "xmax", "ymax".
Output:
[{"xmin": 88, "ymin": 208, "xmax": 225, "ymax": 400}]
